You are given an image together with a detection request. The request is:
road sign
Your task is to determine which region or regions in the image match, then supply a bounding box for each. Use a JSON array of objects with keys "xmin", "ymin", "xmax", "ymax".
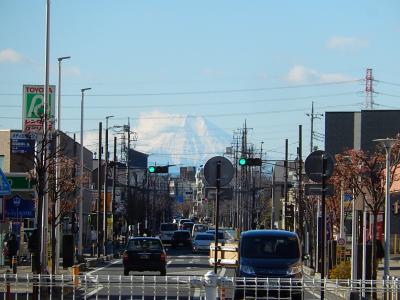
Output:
[
  {"xmin": 337, "ymin": 237, "xmax": 346, "ymax": 246},
  {"xmin": 5, "ymin": 195, "xmax": 35, "ymax": 219},
  {"xmin": 204, "ymin": 156, "xmax": 234, "ymax": 187},
  {"xmin": 11, "ymin": 132, "xmax": 35, "ymax": 154},
  {"xmin": 22, "ymin": 85, "xmax": 56, "ymax": 133},
  {"xmin": 304, "ymin": 150, "xmax": 335, "ymax": 183},
  {"xmin": 304, "ymin": 183, "xmax": 335, "ymax": 196},
  {"xmin": 0, "ymin": 169, "xmax": 11, "ymax": 196},
  {"xmin": 6, "ymin": 174, "xmax": 32, "ymax": 191}
]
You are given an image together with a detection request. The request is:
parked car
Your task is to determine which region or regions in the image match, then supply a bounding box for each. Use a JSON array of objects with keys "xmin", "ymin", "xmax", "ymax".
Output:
[
  {"xmin": 235, "ymin": 230, "xmax": 304, "ymax": 300},
  {"xmin": 171, "ymin": 230, "xmax": 192, "ymax": 249},
  {"xmin": 192, "ymin": 233, "xmax": 214, "ymax": 253},
  {"xmin": 159, "ymin": 223, "xmax": 178, "ymax": 244},
  {"xmin": 181, "ymin": 222, "xmax": 194, "ymax": 232},
  {"xmin": 191, "ymin": 224, "xmax": 208, "ymax": 238},
  {"xmin": 122, "ymin": 237, "xmax": 167, "ymax": 276}
]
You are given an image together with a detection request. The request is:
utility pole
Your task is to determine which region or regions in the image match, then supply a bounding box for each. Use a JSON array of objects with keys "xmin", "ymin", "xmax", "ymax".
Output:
[
  {"xmin": 125, "ymin": 120, "xmax": 131, "ymax": 233},
  {"xmin": 103, "ymin": 115, "xmax": 113, "ymax": 256},
  {"xmin": 235, "ymin": 135, "xmax": 239, "ymax": 229},
  {"xmin": 284, "ymin": 139, "xmax": 288, "ymax": 230},
  {"xmin": 112, "ymin": 136, "xmax": 117, "ymax": 250},
  {"xmin": 298, "ymin": 125, "xmax": 304, "ymax": 246},
  {"xmin": 306, "ymin": 102, "xmax": 323, "ymax": 153},
  {"xmin": 97, "ymin": 122, "xmax": 102, "ymax": 258}
]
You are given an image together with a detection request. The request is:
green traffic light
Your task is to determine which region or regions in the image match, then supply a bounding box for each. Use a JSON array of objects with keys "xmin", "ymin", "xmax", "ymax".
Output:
[
  {"xmin": 148, "ymin": 166, "xmax": 155, "ymax": 173},
  {"xmin": 239, "ymin": 158, "xmax": 247, "ymax": 166}
]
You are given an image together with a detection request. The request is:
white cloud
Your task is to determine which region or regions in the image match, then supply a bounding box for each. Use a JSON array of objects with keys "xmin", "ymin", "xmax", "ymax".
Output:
[
  {"xmin": 286, "ymin": 65, "xmax": 318, "ymax": 83},
  {"xmin": 285, "ymin": 65, "xmax": 354, "ymax": 83},
  {"xmin": 0, "ymin": 48, "xmax": 23, "ymax": 63},
  {"xmin": 326, "ymin": 36, "xmax": 368, "ymax": 50}
]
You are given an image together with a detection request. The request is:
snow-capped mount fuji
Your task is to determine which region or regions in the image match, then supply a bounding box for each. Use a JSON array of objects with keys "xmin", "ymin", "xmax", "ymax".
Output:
[{"xmin": 134, "ymin": 112, "xmax": 231, "ymax": 168}]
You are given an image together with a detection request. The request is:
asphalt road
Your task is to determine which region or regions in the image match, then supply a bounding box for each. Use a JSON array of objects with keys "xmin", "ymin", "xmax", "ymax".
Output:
[{"xmin": 75, "ymin": 246, "xmax": 236, "ymax": 299}]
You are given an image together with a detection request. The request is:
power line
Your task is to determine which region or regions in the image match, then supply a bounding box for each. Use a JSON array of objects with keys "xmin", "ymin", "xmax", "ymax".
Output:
[
  {"xmin": 0, "ymin": 91, "xmax": 360, "ymax": 109},
  {"xmin": 0, "ymin": 79, "xmax": 362, "ymax": 97},
  {"xmin": 0, "ymin": 102, "xmax": 361, "ymax": 121},
  {"xmin": 374, "ymin": 80, "xmax": 400, "ymax": 87}
]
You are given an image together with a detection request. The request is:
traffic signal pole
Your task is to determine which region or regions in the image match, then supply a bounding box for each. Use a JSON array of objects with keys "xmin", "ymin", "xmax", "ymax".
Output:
[{"xmin": 213, "ymin": 161, "xmax": 221, "ymax": 274}]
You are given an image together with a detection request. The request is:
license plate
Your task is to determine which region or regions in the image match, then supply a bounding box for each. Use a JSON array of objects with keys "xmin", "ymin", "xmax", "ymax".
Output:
[{"xmin": 140, "ymin": 254, "xmax": 149, "ymax": 259}]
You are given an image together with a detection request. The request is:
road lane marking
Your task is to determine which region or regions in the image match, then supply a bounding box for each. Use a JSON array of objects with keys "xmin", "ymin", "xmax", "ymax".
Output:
[
  {"xmin": 86, "ymin": 258, "xmax": 122, "ymax": 275},
  {"xmin": 194, "ymin": 287, "xmax": 201, "ymax": 298},
  {"xmin": 85, "ymin": 259, "xmax": 123, "ymax": 297}
]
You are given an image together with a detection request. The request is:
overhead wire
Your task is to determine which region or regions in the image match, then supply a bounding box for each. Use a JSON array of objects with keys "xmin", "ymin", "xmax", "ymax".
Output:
[{"xmin": 0, "ymin": 79, "xmax": 363, "ymax": 97}]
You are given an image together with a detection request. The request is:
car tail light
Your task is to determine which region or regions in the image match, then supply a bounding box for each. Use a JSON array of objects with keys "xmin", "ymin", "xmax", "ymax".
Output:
[{"xmin": 160, "ymin": 252, "xmax": 166, "ymax": 262}]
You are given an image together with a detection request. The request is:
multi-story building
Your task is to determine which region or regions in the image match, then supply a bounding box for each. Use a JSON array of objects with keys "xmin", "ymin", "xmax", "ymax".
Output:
[{"xmin": 325, "ymin": 110, "xmax": 400, "ymax": 155}]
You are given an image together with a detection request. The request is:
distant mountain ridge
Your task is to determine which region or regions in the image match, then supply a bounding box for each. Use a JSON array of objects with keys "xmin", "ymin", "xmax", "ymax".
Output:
[{"xmin": 134, "ymin": 113, "xmax": 231, "ymax": 168}]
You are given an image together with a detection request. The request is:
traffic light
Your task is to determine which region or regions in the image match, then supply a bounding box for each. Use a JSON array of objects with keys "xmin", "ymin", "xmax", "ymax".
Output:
[
  {"xmin": 148, "ymin": 166, "xmax": 169, "ymax": 173},
  {"xmin": 238, "ymin": 157, "xmax": 262, "ymax": 166}
]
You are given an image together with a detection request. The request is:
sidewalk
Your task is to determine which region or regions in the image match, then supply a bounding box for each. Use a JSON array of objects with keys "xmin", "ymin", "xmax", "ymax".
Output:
[
  {"xmin": 0, "ymin": 254, "xmax": 109, "ymax": 275},
  {"xmin": 377, "ymin": 254, "xmax": 400, "ymax": 279}
]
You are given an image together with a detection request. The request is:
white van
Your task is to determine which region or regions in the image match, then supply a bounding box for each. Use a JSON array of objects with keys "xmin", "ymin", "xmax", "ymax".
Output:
[{"xmin": 159, "ymin": 223, "xmax": 178, "ymax": 244}]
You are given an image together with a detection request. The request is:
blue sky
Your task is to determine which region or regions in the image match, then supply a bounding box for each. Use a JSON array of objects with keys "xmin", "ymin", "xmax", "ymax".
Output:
[{"xmin": 1, "ymin": 1, "xmax": 400, "ymax": 161}]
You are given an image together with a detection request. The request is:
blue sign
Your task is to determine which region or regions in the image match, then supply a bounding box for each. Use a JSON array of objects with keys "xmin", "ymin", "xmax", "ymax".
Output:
[
  {"xmin": 0, "ymin": 168, "xmax": 11, "ymax": 196},
  {"xmin": 5, "ymin": 195, "xmax": 35, "ymax": 219},
  {"xmin": 176, "ymin": 195, "xmax": 184, "ymax": 203},
  {"xmin": 11, "ymin": 132, "xmax": 35, "ymax": 154},
  {"xmin": 344, "ymin": 193, "xmax": 353, "ymax": 201}
]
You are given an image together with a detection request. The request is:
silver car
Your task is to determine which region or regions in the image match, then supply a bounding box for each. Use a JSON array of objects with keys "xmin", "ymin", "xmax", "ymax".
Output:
[{"xmin": 192, "ymin": 233, "xmax": 214, "ymax": 253}]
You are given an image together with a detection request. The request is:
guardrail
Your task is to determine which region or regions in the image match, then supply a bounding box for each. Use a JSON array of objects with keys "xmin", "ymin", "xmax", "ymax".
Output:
[{"xmin": 0, "ymin": 273, "xmax": 399, "ymax": 299}]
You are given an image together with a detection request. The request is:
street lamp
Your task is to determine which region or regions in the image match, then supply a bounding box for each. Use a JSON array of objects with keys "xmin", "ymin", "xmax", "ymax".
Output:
[
  {"xmin": 79, "ymin": 87, "xmax": 91, "ymax": 259},
  {"xmin": 55, "ymin": 55, "xmax": 70, "ymax": 274},
  {"xmin": 374, "ymin": 138, "xmax": 397, "ymax": 279},
  {"xmin": 103, "ymin": 115, "xmax": 114, "ymax": 256}
]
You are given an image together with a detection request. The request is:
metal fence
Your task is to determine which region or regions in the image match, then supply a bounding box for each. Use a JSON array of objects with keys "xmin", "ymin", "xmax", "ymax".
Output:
[{"xmin": 1, "ymin": 273, "xmax": 400, "ymax": 299}]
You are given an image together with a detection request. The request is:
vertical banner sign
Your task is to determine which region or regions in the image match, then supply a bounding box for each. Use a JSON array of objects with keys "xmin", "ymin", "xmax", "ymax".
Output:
[{"xmin": 22, "ymin": 85, "xmax": 56, "ymax": 133}]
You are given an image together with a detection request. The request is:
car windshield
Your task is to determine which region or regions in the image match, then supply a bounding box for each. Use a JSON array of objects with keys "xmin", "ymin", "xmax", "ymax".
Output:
[
  {"xmin": 241, "ymin": 236, "xmax": 300, "ymax": 259},
  {"xmin": 160, "ymin": 223, "xmax": 178, "ymax": 231},
  {"xmin": 126, "ymin": 239, "xmax": 163, "ymax": 251},
  {"xmin": 195, "ymin": 234, "xmax": 214, "ymax": 241},
  {"xmin": 193, "ymin": 225, "xmax": 208, "ymax": 232},
  {"xmin": 207, "ymin": 231, "xmax": 224, "ymax": 239}
]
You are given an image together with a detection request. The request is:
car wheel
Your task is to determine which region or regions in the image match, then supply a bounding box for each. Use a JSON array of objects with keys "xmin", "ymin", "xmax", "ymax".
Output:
[
  {"xmin": 124, "ymin": 269, "xmax": 129, "ymax": 276},
  {"xmin": 160, "ymin": 269, "xmax": 167, "ymax": 276}
]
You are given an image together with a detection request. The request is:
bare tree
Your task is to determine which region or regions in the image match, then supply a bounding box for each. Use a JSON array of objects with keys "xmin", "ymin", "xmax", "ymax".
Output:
[{"xmin": 332, "ymin": 141, "xmax": 400, "ymax": 280}]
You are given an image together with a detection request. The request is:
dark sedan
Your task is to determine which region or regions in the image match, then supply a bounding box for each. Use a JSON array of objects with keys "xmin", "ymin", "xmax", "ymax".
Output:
[
  {"xmin": 122, "ymin": 237, "xmax": 167, "ymax": 276},
  {"xmin": 171, "ymin": 230, "xmax": 192, "ymax": 249}
]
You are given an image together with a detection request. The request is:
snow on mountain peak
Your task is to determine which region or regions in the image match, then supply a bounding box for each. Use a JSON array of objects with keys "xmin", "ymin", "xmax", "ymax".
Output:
[{"xmin": 134, "ymin": 111, "xmax": 231, "ymax": 166}]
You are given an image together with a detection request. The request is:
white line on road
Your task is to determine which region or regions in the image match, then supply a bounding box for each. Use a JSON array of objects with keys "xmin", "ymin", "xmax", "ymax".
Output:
[
  {"xmin": 194, "ymin": 288, "xmax": 201, "ymax": 298},
  {"xmin": 219, "ymin": 267, "xmax": 226, "ymax": 277},
  {"xmin": 84, "ymin": 258, "xmax": 122, "ymax": 297},
  {"xmin": 86, "ymin": 258, "xmax": 122, "ymax": 276}
]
